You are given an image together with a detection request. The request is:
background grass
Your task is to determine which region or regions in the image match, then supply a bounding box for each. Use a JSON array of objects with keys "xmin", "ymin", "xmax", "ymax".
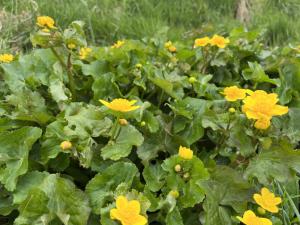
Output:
[{"xmin": 1, "ymin": 0, "xmax": 300, "ymax": 52}]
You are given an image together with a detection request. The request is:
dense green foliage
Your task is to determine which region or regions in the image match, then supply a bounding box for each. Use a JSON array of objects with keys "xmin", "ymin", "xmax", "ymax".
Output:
[{"xmin": 0, "ymin": 18, "xmax": 300, "ymax": 225}]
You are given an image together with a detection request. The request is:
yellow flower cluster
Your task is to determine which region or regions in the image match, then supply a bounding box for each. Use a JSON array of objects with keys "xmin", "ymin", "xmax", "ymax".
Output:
[
  {"xmin": 194, "ymin": 35, "xmax": 230, "ymax": 48},
  {"xmin": 237, "ymin": 187, "xmax": 281, "ymax": 225},
  {"xmin": 112, "ymin": 40, "xmax": 125, "ymax": 49},
  {"xmin": 164, "ymin": 41, "xmax": 177, "ymax": 52},
  {"xmin": 0, "ymin": 54, "xmax": 14, "ymax": 63},
  {"xmin": 99, "ymin": 98, "xmax": 140, "ymax": 112},
  {"xmin": 223, "ymin": 86, "xmax": 288, "ymax": 129},
  {"xmin": 36, "ymin": 16, "xmax": 56, "ymax": 29},
  {"xmin": 178, "ymin": 146, "xmax": 193, "ymax": 160},
  {"xmin": 110, "ymin": 196, "xmax": 147, "ymax": 225},
  {"xmin": 79, "ymin": 47, "xmax": 92, "ymax": 60}
]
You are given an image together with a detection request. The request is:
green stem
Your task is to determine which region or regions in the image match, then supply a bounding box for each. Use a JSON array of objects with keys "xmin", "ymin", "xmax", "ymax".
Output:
[
  {"xmin": 110, "ymin": 116, "xmax": 121, "ymax": 140},
  {"xmin": 50, "ymin": 47, "xmax": 76, "ymax": 100}
]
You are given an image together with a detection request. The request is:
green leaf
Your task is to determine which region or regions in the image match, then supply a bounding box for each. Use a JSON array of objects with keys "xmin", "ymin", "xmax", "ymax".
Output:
[
  {"xmin": 166, "ymin": 207, "xmax": 184, "ymax": 225},
  {"xmin": 143, "ymin": 163, "xmax": 166, "ymax": 192},
  {"xmin": 245, "ymin": 140, "xmax": 300, "ymax": 184},
  {"xmin": 202, "ymin": 166, "xmax": 252, "ymax": 225},
  {"xmin": 0, "ymin": 127, "xmax": 42, "ymax": 191},
  {"xmin": 14, "ymin": 172, "xmax": 91, "ymax": 225},
  {"xmin": 101, "ymin": 125, "xmax": 144, "ymax": 160},
  {"xmin": 92, "ymin": 73, "xmax": 121, "ymax": 100},
  {"xmin": 86, "ymin": 162, "xmax": 139, "ymax": 214}
]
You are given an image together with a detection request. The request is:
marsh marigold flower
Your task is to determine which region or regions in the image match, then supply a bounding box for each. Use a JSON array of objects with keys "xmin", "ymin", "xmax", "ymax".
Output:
[
  {"xmin": 242, "ymin": 90, "xmax": 288, "ymax": 130},
  {"xmin": 178, "ymin": 146, "xmax": 193, "ymax": 160},
  {"xmin": 99, "ymin": 98, "xmax": 140, "ymax": 112},
  {"xmin": 210, "ymin": 34, "xmax": 230, "ymax": 48},
  {"xmin": 253, "ymin": 187, "xmax": 282, "ymax": 213},
  {"xmin": 164, "ymin": 41, "xmax": 177, "ymax": 52},
  {"xmin": 37, "ymin": 16, "xmax": 56, "ymax": 29},
  {"xmin": 194, "ymin": 37, "xmax": 210, "ymax": 48},
  {"xmin": 110, "ymin": 196, "xmax": 147, "ymax": 225},
  {"xmin": 112, "ymin": 40, "xmax": 125, "ymax": 49},
  {"xmin": 60, "ymin": 141, "xmax": 72, "ymax": 150},
  {"xmin": 79, "ymin": 47, "xmax": 92, "ymax": 60},
  {"xmin": 222, "ymin": 86, "xmax": 249, "ymax": 102},
  {"xmin": 237, "ymin": 210, "xmax": 272, "ymax": 225},
  {"xmin": 0, "ymin": 54, "xmax": 14, "ymax": 63}
]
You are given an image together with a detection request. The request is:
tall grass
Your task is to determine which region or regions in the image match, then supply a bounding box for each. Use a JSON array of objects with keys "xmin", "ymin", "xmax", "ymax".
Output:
[{"xmin": 1, "ymin": 0, "xmax": 300, "ymax": 52}]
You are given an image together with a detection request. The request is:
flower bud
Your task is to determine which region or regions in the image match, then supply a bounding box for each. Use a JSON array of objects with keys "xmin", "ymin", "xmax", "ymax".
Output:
[
  {"xmin": 189, "ymin": 77, "xmax": 197, "ymax": 84},
  {"xmin": 68, "ymin": 43, "xmax": 76, "ymax": 49},
  {"xmin": 140, "ymin": 121, "xmax": 146, "ymax": 127},
  {"xmin": 169, "ymin": 190, "xmax": 179, "ymax": 198},
  {"xmin": 228, "ymin": 107, "xmax": 236, "ymax": 113},
  {"xmin": 174, "ymin": 164, "xmax": 181, "ymax": 172},
  {"xmin": 183, "ymin": 172, "xmax": 190, "ymax": 179},
  {"xmin": 60, "ymin": 141, "xmax": 72, "ymax": 150},
  {"xmin": 119, "ymin": 118, "xmax": 128, "ymax": 126},
  {"xmin": 257, "ymin": 207, "xmax": 266, "ymax": 215},
  {"xmin": 135, "ymin": 63, "xmax": 142, "ymax": 69}
]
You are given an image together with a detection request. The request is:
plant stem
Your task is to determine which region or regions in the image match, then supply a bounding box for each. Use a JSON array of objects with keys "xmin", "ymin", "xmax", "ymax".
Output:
[
  {"xmin": 110, "ymin": 116, "xmax": 121, "ymax": 141},
  {"xmin": 50, "ymin": 47, "xmax": 76, "ymax": 100}
]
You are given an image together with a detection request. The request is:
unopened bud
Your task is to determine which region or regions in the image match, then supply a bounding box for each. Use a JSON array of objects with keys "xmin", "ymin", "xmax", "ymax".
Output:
[
  {"xmin": 257, "ymin": 207, "xmax": 266, "ymax": 215},
  {"xmin": 169, "ymin": 190, "xmax": 179, "ymax": 198},
  {"xmin": 119, "ymin": 118, "xmax": 128, "ymax": 126},
  {"xmin": 140, "ymin": 121, "xmax": 146, "ymax": 127},
  {"xmin": 60, "ymin": 141, "xmax": 72, "ymax": 150},
  {"xmin": 174, "ymin": 164, "xmax": 181, "ymax": 172},
  {"xmin": 189, "ymin": 77, "xmax": 197, "ymax": 84},
  {"xmin": 183, "ymin": 172, "xmax": 190, "ymax": 179},
  {"xmin": 229, "ymin": 107, "xmax": 236, "ymax": 113}
]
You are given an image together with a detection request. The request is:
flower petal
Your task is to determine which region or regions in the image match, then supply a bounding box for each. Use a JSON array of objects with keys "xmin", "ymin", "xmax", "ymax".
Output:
[
  {"xmin": 127, "ymin": 200, "xmax": 141, "ymax": 215},
  {"xmin": 259, "ymin": 218, "xmax": 272, "ymax": 225},
  {"xmin": 271, "ymin": 105, "xmax": 289, "ymax": 116},
  {"xmin": 99, "ymin": 99, "xmax": 111, "ymax": 108},
  {"xmin": 116, "ymin": 196, "xmax": 128, "ymax": 209},
  {"xmin": 133, "ymin": 215, "xmax": 147, "ymax": 225}
]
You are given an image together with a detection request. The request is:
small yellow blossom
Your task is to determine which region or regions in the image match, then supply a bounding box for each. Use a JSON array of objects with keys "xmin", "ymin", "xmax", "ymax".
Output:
[
  {"xmin": 237, "ymin": 210, "xmax": 272, "ymax": 225},
  {"xmin": 253, "ymin": 187, "xmax": 282, "ymax": 213},
  {"xmin": 174, "ymin": 164, "xmax": 181, "ymax": 172},
  {"xmin": 79, "ymin": 47, "xmax": 92, "ymax": 60},
  {"xmin": 222, "ymin": 86, "xmax": 248, "ymax": 102},
  {"xmin": 0, "ymin": 54, "xmax": 14, "ymax": 63},
  {"xmin": 119, "ymin": 119, "xmax": 128, "ymax": 126},
  {"xmin": 178, "ymin": 146, "xmax": 193, "ymax": 160},
  {"xmin": 36, "ymin": 16, "xmax": 56, "ymax": 29},
  {"xmin": 68, "ymin": 43, "xmax": 76, "ymax": 49},
  {"xmin": 169, "ymin": 190, "xmax": 179, "ymax": 198},
  {"xmin": 164, "ymin": 41, "xmax": 176, "ymax": 52},
  {"xmin": 99, "ymin": 98, "xmax": 140, "ymax": 113},
  {"xmin": 110, "ymin": 196, "xmax": 147, "ymax": 225},
  {"xmin": 194, "ymin": 37, "xmax": 210, "ymax": 48},
  {"xmin": 210, "ymin": 34, "xmax": 230, "ymax": 48},
  {"xmin": 229, "ymin": 107, "xmax": 236, "ymax": 113},
  {"xmin": 112, "ymin": 40, "xmax": 125, "ymax": 49},
  {"xmin": 60, "ymin": 141, "xmax": 72, "ymax": 150},
  {"xmin": 242, "ymin": 90, "xmax": 289, "ymax": 129}
]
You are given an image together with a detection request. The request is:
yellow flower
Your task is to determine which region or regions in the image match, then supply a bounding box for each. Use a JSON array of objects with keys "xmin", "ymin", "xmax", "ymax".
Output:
[
  {"xmin": 60, "ymin": 141, "xmax": 72, "ymax": 150},
  {"xmin": 222, "ymin": 86, "xmax": 248, "ymax": 102},
  {"xmin": 194, "ymin": 37, "xmax": 210, "ymax": 48},
  {"xmin": 253, "ymin": 187, "xmax": 282, "ymax": 213},
  {"xmin": 119, "ymin": 119, "xmax": 128, "ymax": 126},
  {"xmin": 237, "ymin": 210, "xmax": 272, "ymax": 225},
  {"xmin": 242, "ymin": 90, "xmax": 289, "ymax": 129},
  {"xmin": 99, "ymin": 98, "xmax": 140, "ymax": 112},
  {"xmin": 110, "ymin": 196, "xmax": 147, "ymax": 225},
  {"xmin": 164, "ymin": 41, "xmax": 176, "ymax": 52},
  {"xmin": 79, "ymin": 47, "xmax": 92, "ymax": 60},
  {"xmin": 210, "ymin": 34, "xmax": 230, "ymax": 48},
  {"xmin": 178, "ymin": 146, "xmax": 193, "ymax": 160},
  {"xmin": 112, "ymin": 40, "xmax": 125, "ymax": 49},
  {"xmin": 36, "ymin": 16, "xmax": 56, "ymax": 29},
  {"xmin": 0, "ymin": 54, "xmax": 14, "ymax": 63}
]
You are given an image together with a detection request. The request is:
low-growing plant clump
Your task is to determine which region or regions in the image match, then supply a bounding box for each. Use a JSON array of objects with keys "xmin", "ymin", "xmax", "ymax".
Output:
[{"xmin": 0, "ymin": 16, "xmax": 300, "ymax": 225}]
